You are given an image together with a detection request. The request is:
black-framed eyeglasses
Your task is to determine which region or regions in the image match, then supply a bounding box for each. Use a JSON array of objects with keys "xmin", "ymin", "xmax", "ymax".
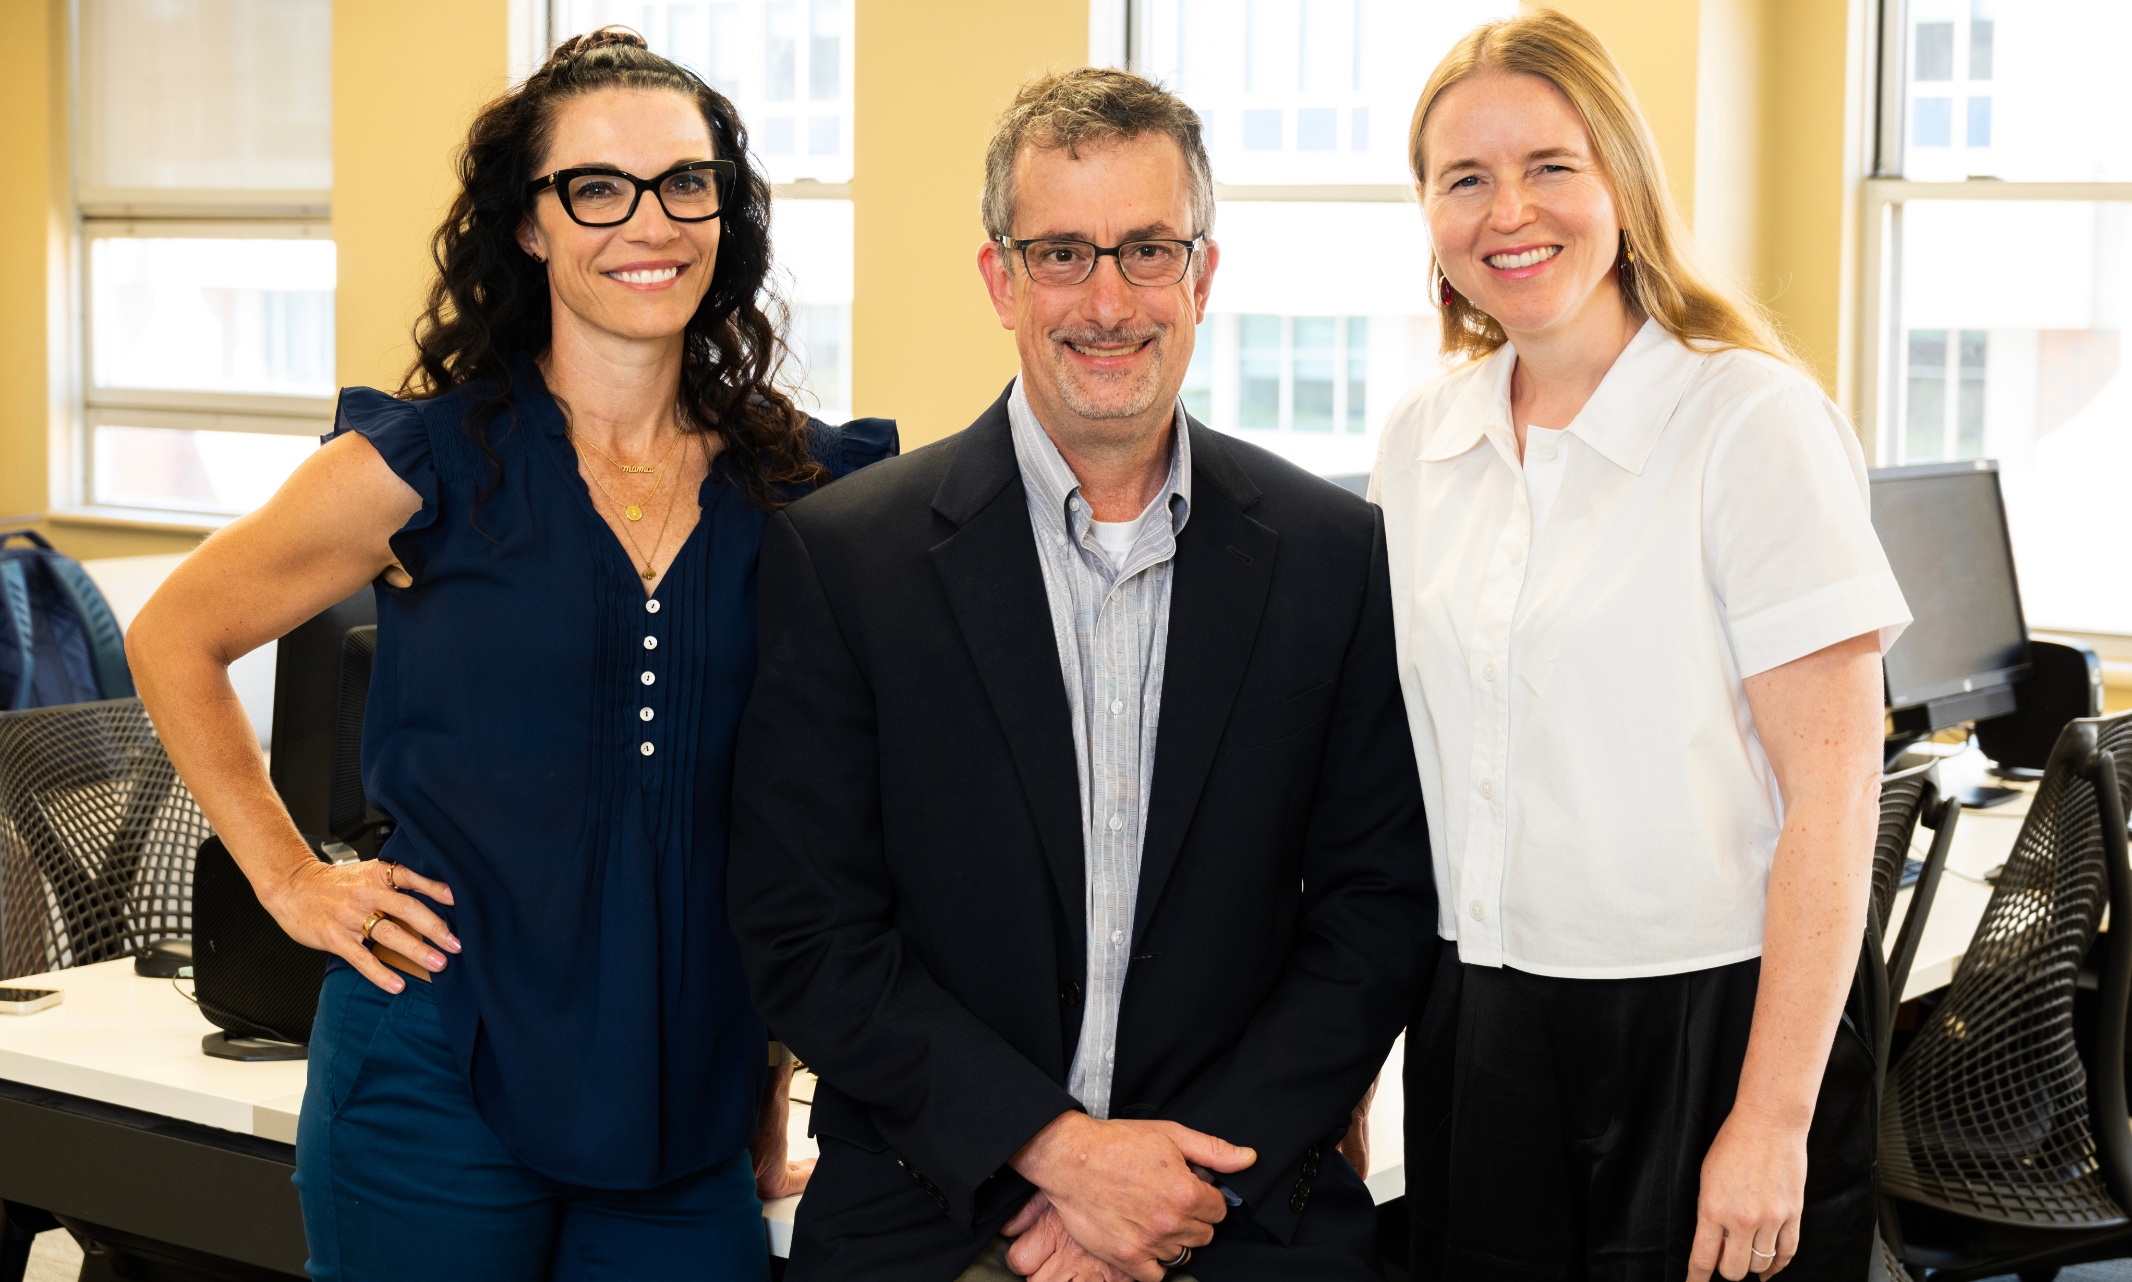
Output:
[
  {"xmin": 997, "ymin": 234, "xmax": 1206, "ymax": 287},
  {"xmin": 526, "ymin": 160, "xmax": 736, "ymax": 227}
]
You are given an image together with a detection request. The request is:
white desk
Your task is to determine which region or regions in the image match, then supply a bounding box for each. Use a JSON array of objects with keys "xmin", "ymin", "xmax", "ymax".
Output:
[
  {"xmin": 0, "ymin": 959, "xmax": 826, "ymax": 1262},
  {"xmin": 1888, "ymin": 780, "xmax": 2035, "ymax": 1002},
  {"xmin": 0, "ymin": 958, "xmax": 305, "ymax": 1142}
]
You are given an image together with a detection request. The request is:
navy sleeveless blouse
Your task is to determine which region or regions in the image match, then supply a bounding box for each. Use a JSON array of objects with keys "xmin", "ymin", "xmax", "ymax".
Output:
[{"xmin": 326, "ymin": 362, "xmax": 895, "ymax": 1188}]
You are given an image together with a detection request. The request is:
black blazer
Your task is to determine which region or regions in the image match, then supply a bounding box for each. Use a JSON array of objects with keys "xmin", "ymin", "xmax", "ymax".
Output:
[{"xmin": 728, "ymin": 389, "xmax": 1436, "ymax": 1277}]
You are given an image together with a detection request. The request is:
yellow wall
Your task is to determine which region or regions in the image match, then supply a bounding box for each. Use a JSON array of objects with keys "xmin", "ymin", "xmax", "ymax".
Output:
[
  {"xmin": 0, "ymin": 0, "xmax": 63, "ymax": 539},
  {"xmin": 849, "ymin": 0, "xmax": 1088, "ymax": 447},
  {"xmin": 334, "ymin": 0, "xmax": 512, "ymax": 394}
]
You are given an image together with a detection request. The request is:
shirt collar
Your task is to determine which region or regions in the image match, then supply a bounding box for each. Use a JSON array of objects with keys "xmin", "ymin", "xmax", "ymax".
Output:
[
  {"xmin": 1416, "ymin": 319, "xmax": 1706, "ymax": 476},
  {"xmin": 1007, "ymin": 376, "xmax": 1193, "ymax": 544}
]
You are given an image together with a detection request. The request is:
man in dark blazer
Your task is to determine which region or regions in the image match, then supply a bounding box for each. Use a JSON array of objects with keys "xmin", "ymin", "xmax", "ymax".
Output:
[{"xmin": 728, "ymin": 67, "xmax": 1434, "ymax": 1282}]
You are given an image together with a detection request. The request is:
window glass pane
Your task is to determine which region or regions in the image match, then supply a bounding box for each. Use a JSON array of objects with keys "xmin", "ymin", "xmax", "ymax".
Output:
[
  {"xmin": 92, "ymin": 424, "xmax": 315, "ymax": 515},
  {"xmin": 1892, "ymin": 200, "xmax": 2132, "ymax": 632},
  {"xmin": 1238, "ymin": 315, "xmax": 1282, "ymax": 429},
  {"xmin": 554, "ymin": 0, "xmax": 855, "ymax": 184},
  {"xmin": 1900, "ymin": 0, "xmax": 2132, "ymax": 180},
  {"xmin": 1292, "ymin": 317, "xmax": 1337, "ymax": 431},
  {"xmin": 1181, "ymin": 321, "xmax": 1213, "ymax": 423},
  {"xmin": 1196, "ymin": 202, "xmax": 1441, "ymax": 475},
  {"xmin": 82, "ymin": 0, "xmax": 330, "ymax": 195},
  {"xmin": 90, "ymin": 237, "xmax": 336, "ymax": 398},
  {"xmin": 1138, "ymin": 0, "xmax": 1515, "ymax": 185},
  {"xmin": 771, "ymin": 198, "xmax": 853, "ymax": 421},
  {"xmin": 1345, "ymin": 316, "xmax": 1369, "ymax": 433},
  {"xmin": 1905, "ymin": 330, "xmax": 1948, "ymax": 462}
]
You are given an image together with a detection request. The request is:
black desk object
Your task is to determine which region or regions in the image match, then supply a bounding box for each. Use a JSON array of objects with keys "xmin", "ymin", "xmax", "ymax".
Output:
[{"xmin": 0, "ymin": 1077, "xmax": 304, "ymax": 1280}]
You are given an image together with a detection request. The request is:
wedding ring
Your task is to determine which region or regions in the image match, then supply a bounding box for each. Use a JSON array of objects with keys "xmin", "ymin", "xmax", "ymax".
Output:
[
  {"xmin": 1750, "ymin": 1246, "xmax": 1777, "ymax": 1260},
  {"xmin": 1162, "ymin": 1244, "xmax": 1192, "ymax": 1268},
  {"xmin": 361, "ymin": 911, "xmax": 384, "ymax": 941}
]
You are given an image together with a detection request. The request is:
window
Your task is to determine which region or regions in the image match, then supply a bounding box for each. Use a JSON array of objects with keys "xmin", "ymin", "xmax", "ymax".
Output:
[
  {"xmin": 1866, "ymin": 1, "xmax": 2132, "ymax": 637},
  {"xmin": 1129, "ymin": 0, "xmax": 1515, "ymax": 477},
  {"xmin": 550, "ymin": 0, "xmax": 855, "ymax": 420},
  {"xmin": 1896, "ymin": 0, "xmax": 2132, "ymax": 183},
  {"xmin": 72, "ymin": 0, "xmax": 333, "ymax": 521}
]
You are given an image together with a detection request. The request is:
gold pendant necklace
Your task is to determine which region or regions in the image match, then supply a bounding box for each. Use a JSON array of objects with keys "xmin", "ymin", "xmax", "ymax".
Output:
[{"xmin": 573, "ymin": 430, "xmax": 689, "ymax": 580}]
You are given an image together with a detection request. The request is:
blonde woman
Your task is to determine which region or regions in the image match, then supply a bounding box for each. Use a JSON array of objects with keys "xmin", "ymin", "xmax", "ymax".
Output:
[{"xmin": 1373, "ymin": 12, "xmax": 1909, "ymax": 1281}]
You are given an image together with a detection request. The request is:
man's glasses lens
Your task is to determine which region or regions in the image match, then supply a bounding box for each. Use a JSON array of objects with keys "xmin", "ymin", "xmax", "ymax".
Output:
[
  {"xmin": 1021, "ymin": 238, "xmax": 1194, "ymax": 286},
  {"xmin": 560, "ymin": 167, "xmax": 725, "ymax": 226}
]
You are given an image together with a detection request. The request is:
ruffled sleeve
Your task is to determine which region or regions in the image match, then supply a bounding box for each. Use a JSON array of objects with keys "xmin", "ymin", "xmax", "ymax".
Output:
[
  {"xmin": 324, "ymin": 387, "xmax": 443, "ymax": 584},
  {"xmin": 806, "ymin": 415, "xmax": 900, "ymax": 481}
]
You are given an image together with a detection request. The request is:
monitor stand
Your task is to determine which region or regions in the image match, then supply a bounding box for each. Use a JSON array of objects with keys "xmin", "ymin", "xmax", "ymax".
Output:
[
  {"xmin": 1959, "ymin": 784, "xmax": 2022, "ymax": 810},
  {"xmin": 202, "ymin": 1032, "xmax": 307, "ymax": 1062}
]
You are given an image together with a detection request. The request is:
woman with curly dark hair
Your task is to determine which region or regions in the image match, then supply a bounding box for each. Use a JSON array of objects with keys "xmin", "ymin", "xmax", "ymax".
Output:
[{"xmin": 127, "ymin": 28, "xmax": 894, "ymax": 1279}]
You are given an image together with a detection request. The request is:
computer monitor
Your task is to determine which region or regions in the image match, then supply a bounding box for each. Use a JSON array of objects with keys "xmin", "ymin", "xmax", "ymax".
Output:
[
  {"xmin": 1869, "ymin": 460, "xmax": 2031, "ymax": 736},
  {"xmin": 266, "ymin": 586, "xmax": 389, "ymax": 855}
]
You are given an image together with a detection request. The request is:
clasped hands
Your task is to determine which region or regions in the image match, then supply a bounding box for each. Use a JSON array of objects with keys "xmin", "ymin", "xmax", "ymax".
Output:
[{"xmin": 1003, "ymin": 1112, "xmax": 1256, "ymax": 1282}]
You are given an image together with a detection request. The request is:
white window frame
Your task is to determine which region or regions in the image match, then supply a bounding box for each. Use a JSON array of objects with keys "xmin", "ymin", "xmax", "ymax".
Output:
[
  {"xmin": 59, "ymin": 6, "xmax": 335, "ymax": 532},
  {"xmin": 1856, "ymin": 179, "xmax": 2132, "ymax": 466},
  {"xmin": 1854, "ymin": 0, "xmax": 2132, "ymax": 462}
]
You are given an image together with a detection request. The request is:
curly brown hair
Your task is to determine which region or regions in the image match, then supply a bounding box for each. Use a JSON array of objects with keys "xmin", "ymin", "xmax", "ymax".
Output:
[{"xmin": 401, "ymin": 26, "xmax": 825, "ymax": 509}]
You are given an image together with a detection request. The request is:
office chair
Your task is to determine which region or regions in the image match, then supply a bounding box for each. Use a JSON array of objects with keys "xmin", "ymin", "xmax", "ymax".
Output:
[
  {"xmin": 1878, "ymin": 710, "xmax": 2132, "ymax": 1281},
  {"xmin": 1867, "ymin": 761, "xmax": 1963, "ymax": 1065},
  {"xmin": 0, "ymin": 698, "xmax": 206, "ymax": 980}
]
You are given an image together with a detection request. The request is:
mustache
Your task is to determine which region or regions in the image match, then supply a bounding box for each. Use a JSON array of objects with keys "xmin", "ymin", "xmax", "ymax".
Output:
[{"xmin": 1048, "ymin": 323, "xmax": 1164, "ymax": 349}]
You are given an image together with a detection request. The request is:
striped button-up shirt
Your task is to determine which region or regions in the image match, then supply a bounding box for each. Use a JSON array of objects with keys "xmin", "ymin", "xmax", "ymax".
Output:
[{"xmin": 1008, "ymin": 377, "xmax": 1192, "ymax": 1122}]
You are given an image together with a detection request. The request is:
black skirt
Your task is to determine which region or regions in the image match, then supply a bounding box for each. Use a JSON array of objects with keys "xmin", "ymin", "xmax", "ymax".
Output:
[{"xmin": 1404, "ymin": 939, "xmax": 1877, "ymax": 1281}]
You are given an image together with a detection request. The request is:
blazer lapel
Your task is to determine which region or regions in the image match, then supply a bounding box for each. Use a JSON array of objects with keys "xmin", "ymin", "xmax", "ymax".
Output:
[
  {"xmin": 929, "ymin": 390, "xmax": 1087, "ymax": 960},
  {"xmin": 1134, "ymin": 423, "xmax": 1278, "ymax": 942}
]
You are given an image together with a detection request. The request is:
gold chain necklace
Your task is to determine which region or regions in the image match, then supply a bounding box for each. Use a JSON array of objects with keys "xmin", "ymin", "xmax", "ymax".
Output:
[
  {"xmin": 576, "ymin": 430, "xmax": 683, "ymax": 520},
  {"xmin": 575, "ymin": 432, "xmax": 690, "ymax": 581},
  {"xmin": 576, "ymin": 428, "xmax": 682, "ymax": 475}
]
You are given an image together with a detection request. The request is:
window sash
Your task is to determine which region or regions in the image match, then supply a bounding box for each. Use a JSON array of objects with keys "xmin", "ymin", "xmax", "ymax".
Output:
[
  {"xmin": 1854, "ymin": 178, "xmax": 2132, "ymax": 464},
  {"xmin": 79, "ymin": 218, "xmax": 337, "ymax": 420}
]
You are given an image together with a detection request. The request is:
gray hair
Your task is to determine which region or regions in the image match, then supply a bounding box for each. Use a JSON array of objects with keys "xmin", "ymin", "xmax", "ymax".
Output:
[{"xmin": 980, "ymin": 67, "xmax": 1216, "ymax": 248}]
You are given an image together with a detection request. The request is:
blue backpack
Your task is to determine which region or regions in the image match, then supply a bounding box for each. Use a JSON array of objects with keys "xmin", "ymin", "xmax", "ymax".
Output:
[{"xmin": 0, "ymin": 530, "xmax": 135, "ymax": 711}]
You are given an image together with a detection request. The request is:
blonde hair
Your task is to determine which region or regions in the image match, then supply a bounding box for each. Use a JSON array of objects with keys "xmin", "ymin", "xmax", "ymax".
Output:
[{"xmin": 1408, "ymin": 10, "xmax": 1796, "ymax": 366}]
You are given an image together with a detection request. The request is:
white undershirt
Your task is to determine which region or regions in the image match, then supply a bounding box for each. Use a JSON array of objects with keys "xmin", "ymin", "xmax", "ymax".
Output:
[
  {"xmin": 1089, "ymin": 505, "xmax": 1154, "ymax": 569},
  {"xmin": 1522, "ymin": 424, "xmax": 1569, "ymax": 541}
]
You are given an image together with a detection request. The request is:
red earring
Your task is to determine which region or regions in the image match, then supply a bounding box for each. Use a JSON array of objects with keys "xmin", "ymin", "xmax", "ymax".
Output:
[{"xmin": 1439, "ymin": 274, "xmax": 1456, "ymax": 308}]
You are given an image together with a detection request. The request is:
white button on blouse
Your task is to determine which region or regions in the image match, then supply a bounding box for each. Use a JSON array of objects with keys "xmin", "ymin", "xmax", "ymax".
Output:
[{"xmin": 1370, "ymin": 321, "xmax": 1911, "ymax": 978}]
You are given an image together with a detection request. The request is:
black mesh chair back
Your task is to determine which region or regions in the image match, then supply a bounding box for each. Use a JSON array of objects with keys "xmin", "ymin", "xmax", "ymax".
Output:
[
  {"xmin": 1880, "ymin": 711, "xmax": 2132, "ymax": 1228},
  {"xmin": 1872, "ymin": 762, "xmax": 1934, "ymax": 937},
  {"xmin": 0, "ymin": 697, "xmax": 207, "ymax": 979}
]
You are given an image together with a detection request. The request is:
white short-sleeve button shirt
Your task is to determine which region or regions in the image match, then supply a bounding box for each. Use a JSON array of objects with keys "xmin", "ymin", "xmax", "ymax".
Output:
[{"xmin": 1370, "ymin": 321, "xmax": 1911, "ymax": 978}]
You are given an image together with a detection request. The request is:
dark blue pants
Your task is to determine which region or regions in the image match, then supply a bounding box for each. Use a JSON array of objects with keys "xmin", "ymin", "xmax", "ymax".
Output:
[{"xmin": 295, "ymin": 968, "xmax": 769, "ymax": 1281}]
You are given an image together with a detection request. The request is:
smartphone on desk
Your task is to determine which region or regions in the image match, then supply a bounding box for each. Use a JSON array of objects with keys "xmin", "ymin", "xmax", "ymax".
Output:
[{"xmin": 0, "ymin": 987, "xmax": 62, "ymax": 1015}]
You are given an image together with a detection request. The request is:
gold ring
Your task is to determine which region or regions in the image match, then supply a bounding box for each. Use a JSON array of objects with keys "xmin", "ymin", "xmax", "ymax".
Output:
[
  {"xmin": 361, "ymin": 911, "xmax": 384, "ymax": 941},
  {"xmin": 381, "ymin": 861, "xmax": 398, "ymax": 892}
]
